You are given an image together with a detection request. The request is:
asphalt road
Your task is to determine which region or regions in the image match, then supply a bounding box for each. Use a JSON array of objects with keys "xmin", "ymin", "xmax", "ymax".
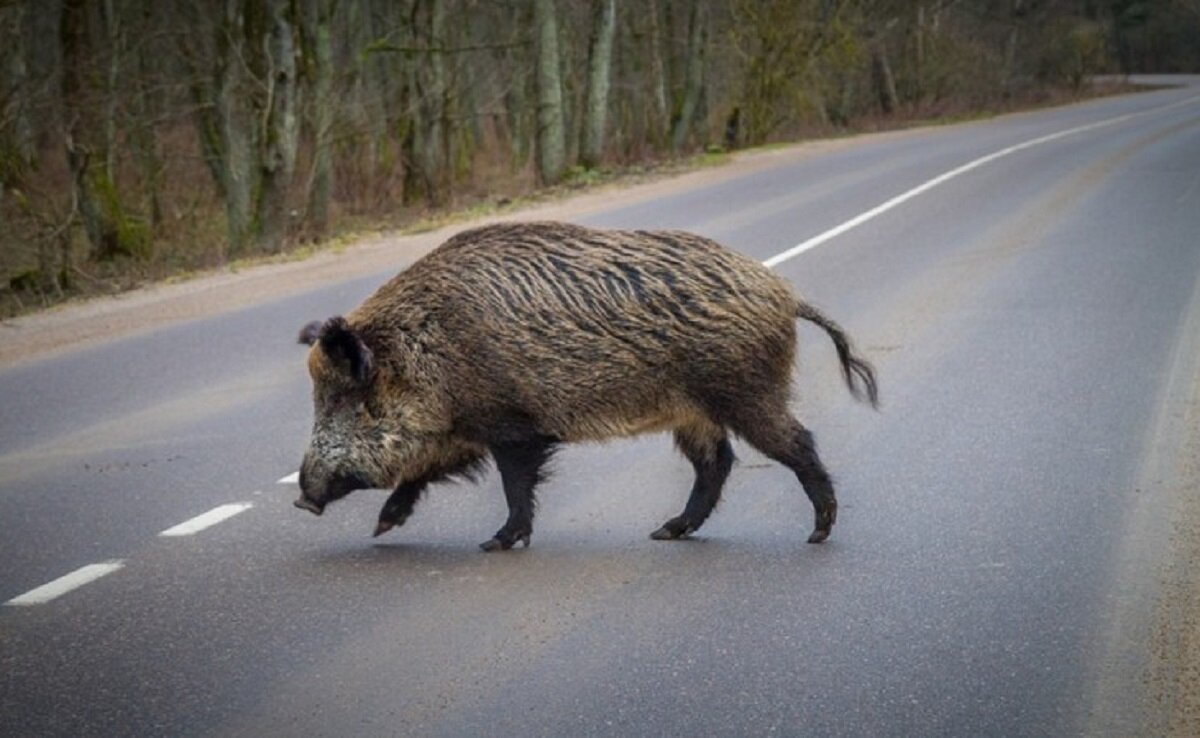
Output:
[{"xmin": 3, "ymin": 79, "xmax": 1200, "ymax": 736}]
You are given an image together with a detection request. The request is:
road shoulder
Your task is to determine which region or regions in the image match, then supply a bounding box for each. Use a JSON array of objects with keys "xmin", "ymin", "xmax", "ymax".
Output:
[{"xmin": 1087, "ymin": 267, "xmax": 1200, "ymax": 735}]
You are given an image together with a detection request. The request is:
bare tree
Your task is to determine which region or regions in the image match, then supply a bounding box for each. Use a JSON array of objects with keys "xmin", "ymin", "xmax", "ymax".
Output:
[
  {"xmin": 534, "ymin": 0, "xmax": 566, "ymax": 184},
  {"xmin": 865, "ymin": 10, "xmax": 900, "ymax": 115},
  {"xmin": 581, "ymin": 0, "xmax": 616, "ymax": 168},
  {"xmin": 301, "ymin": 0, "xmax": 335, "ymax": 238},
  {"xmin": 404, "ymin": 0, "xmax": 450, "ymax": 205},
  {"xmin": 186, "ymin": 0, "xmax": 302, "ymax": 256},
  {"xmin": 646, "ymin": 1, "xmax": 669, "ymax": 139},
  {"xmin": 257, "ymin": 0, "xmax": 301, "ymax": 253},
  {"xmin": 189, "ymin": 0, "xmax": 258, "ymax": 256},
  {"xmin": 729, "ymin": 0, "xmax": 852, "ymax": 145},
  {"xmin": 670, "ymin": 0, "xmax": 708, "ymax": 152},
  {"xmin": 60, "ymin": 0, "xmax": 137, "ymax": 261},
  {"xmin": 1, "ymin": 0, "xmax": 37, "ymax": 187}
]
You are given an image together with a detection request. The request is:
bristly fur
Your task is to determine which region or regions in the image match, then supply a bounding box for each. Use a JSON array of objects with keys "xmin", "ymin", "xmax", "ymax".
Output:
[{"xmin": 298, "ymin": 221, "xmax": 878, "ymax": 549}]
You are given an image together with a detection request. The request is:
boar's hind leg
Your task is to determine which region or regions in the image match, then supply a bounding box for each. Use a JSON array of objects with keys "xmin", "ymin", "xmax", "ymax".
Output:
[
  {"xmin": 651, "ymin": 422, "xmax": 734, "ymax": 540},
  {"xmin": 733, "ymin": 406, "xmax": 837, "ymax": 544},
  {"xmin": 481, "ymin": 438, "xmax": 558, "ymax": 552}
]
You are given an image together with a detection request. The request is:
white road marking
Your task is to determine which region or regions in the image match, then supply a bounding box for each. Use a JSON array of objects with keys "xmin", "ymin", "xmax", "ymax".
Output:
[
  {"xmin": 763, "ymin": 94, "xmax": 1200, "ymax": 268},
  {"xmin": 158, "ymin": 503, "xmax": 254, "ymax": 537},
  {"xmin": 5, "ymin": 561, "xmax": 125, "ymax": 606},
  {"xmin": 278, "ymin": 472, "xmax": 299, "ymax": 484}
]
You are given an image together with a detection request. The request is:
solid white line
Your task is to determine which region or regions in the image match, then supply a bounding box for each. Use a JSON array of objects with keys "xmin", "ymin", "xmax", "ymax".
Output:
[
  {"xmin": 5, "ymin": 561, "xmax": 125, "ymax": 606},
  {"xmin": 278, "ymin": 472, "xmax": 299, "ymax": 484},
  {"xmin": 762, "ymin": 94, "xmax": 1200, "ymax": 268},
  {"xmin": 159, "ymin": 502, "xmax": 254, "ymax": 537}
]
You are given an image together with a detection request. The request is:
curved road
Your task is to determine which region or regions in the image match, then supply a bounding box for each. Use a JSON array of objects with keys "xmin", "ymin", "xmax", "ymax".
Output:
[{"xmin": 3, "ymin": 79, "xmax": 1200, "ymax": 736}]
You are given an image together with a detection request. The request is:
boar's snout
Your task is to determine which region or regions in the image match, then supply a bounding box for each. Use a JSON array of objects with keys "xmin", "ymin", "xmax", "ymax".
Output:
[
  {"xmin": 293, "ymin": 496, "xmax": 325, "ymax": 516},
  {"xmin": 294, "ymin": 465, "xmax": 326, "ymax": 516},
  {"xmin": 294, "ymin": 458, "xmax": 370, "ymax": 516}
]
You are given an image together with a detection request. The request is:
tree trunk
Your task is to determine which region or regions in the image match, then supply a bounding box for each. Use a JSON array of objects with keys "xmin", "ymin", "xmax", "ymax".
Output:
[
  {"xmin": 645, "ymin": 0, "xmax": 669, "ymax": 146},
  {"xmin": 504, "ymin": 3, "xmax": 534, "ymax": 172},
  {"xmin": 213, "ymin": 0, "xmax": 257, "ymax": 257},
  {"xmin": 101, "ymin": 0, "xmax": 120, "ymax": 183},
  {"xmin": 1004, "ymin": 0, "xmax": 1025, "ymax": 88},
  {"xmin": 130, "ymin": 1, "xmax": 163, "ymax": 228},
  {"xmin": 400, "ymin": 0, "xmax": 450, "ymax": 206},
  {"xmin": 303, "ymin": 0, "xmax": 334, "ymax": 239},
  {"xmin": 60, "ymin": 0, "xmax": 127, "ymax": 261},
  {"xmin": 913, "ymin": 3, "xmax": 925, "ymax": 101},
  {"xmin": 419, "ymin": 0, "xmax": 448, "ymax": 205},
  {"xmin": 870, "ymin": 37, "xmax": 898, "ymax": 115},
  {"xmin": 256, "ymin": 0, "xmax": 301, "ymax": 254},
  {"xmin": 344, "ymin": 0, "xmax": 390, "ymax": 212},
  {"xmin": 2, "ymin": 2, "xmax": 35, "ymax": 188},
  {"xmin": 580, "ymin": 0, "xmax": 616, "ymax": 169},
  {"xmin": 398, "ymin": 5, "xmax": 421, "ymax": 206},
  {"xmin": 534, "ymin": 0, "xmax": 566, "ymax": 185},
  {"xmin": 670, "ymin": 0, "xmax": 706, "ymax": 153}
]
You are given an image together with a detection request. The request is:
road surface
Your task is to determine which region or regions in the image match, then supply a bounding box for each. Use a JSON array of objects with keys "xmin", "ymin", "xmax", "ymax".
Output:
[{"xmin": 3, "ymin": 78, "xmax": 1200, "ymax": 736}]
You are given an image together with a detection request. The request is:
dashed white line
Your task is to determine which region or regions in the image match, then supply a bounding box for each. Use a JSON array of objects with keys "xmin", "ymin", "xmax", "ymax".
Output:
[
  {"xmin": 158, "ymin": 502, "xmax": 254, "ymax": 537},
  {"xmin": 762, "ymin": 93, "xmax": 1200, "ymax": 268},
  {"xmin": 5, "ymin": 561, "xmax": 126, "ymax": 606},
  {"xmin": 278, "ymin": 471, "xmax": 299, "ymax": 484}
]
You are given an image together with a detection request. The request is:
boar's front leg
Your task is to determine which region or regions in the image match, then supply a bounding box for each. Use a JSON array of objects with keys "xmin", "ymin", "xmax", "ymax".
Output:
[
  {"xmin": 374, "ymin": 453, "xmax": 487, "ymax": 538},
  {"xmin": 481, "ymin": 437, "xmax": 559, "ymax": 552},
  {"xmin": 373, "ymin": 479, "xmax": 428, "ymax": 537}
]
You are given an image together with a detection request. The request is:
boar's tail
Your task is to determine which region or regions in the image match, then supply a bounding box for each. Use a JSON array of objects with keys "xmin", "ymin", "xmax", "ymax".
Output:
[{"xmin": 796, "ymin": 302, "xmax": 879, "ymax": 409}]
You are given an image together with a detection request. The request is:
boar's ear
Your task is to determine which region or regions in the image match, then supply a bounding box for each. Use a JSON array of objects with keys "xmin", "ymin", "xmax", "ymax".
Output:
[
  {"xmin": 298, "ymin": 320, "xmax": 322, "ymax": 346},
  {"xmin": 317, "ymin": 316, "xmax": 374, "ymax": 385}
]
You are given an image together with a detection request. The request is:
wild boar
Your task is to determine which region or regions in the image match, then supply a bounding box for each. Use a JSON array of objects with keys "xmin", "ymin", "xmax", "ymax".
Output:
[{"xmin": 295, "ymin": 221, "xmax": 877, "ymax": 551}]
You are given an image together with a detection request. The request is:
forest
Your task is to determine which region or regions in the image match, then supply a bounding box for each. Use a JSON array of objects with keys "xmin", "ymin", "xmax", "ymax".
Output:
[{"xmin": 1, "ymin": 0, "xmax": 1197, "ymax": 315}]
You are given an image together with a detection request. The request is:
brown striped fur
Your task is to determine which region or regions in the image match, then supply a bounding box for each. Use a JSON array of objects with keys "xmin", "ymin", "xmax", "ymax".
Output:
[{"xmin": 295, "ymin": 221, "xmax": 877, "ymax": 549}]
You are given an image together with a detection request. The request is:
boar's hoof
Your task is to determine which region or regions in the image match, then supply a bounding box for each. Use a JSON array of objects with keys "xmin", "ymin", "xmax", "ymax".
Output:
[
  {"xmin": 479, "ymin": 530, "xmax": 532, "ymax": 552},
  {"xmin": 293, "ymin": 497, "xmax": 324, "ymax": 516},
  {"xmin": 650, "ymin": 517, "xmax": 695, "ymax": 541},
  {"xmin": 374, "ymin": 506, "xmax": 411, "ymax": 538},
  {"xmin": 807, "ymin": 503, "xmax": 836, "ymax": 543},
  {"xmin": 806, "ymin": 528, "xmax": 831, "ymax": 544}
]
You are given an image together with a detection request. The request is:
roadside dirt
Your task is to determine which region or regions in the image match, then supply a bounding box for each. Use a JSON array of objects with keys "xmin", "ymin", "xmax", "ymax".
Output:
[
  {"xmin": 1094, "ymin": 269, "xmax": 1200, "ymax": 736},
  {"xmin": 0, "ymin": 136, "xmax": 873, "ymax": 370},
  {"xmin": 1140, "ymin": 254, "xmax": 1200, "ymax": 737},
  {"xmin": 1148, "ymin": 360, "xmax": 1200, "ymax": 737}
]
